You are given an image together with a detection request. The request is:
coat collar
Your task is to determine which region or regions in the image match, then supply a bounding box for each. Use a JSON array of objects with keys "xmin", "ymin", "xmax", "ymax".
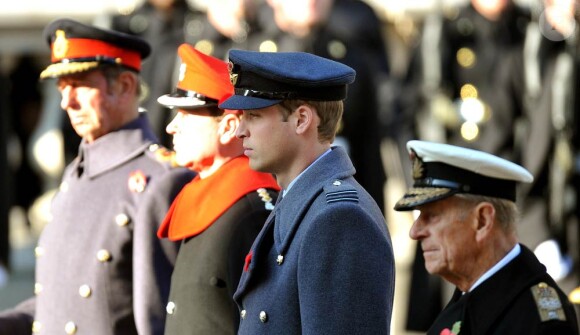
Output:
[
  {"xmin": 274, "ymin": 146, "xmax": 355, "ymax": 257},
  {"xmin": 77, "ymin": 115, "xmax": 158, "ymax": 178},
  {"xmin": 234, "ymin": 146, "xmax": 355, "ymax": 300}
]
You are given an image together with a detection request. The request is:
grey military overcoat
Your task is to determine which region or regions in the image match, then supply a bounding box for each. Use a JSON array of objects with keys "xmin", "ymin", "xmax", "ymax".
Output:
[{"xmin": 0, "ymin": 116, "xmax": 194, "ymax": 335}]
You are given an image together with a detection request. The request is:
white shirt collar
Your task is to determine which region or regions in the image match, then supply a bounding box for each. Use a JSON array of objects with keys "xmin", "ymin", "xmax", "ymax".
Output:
[
  {"xmin": 468, "ymin": 244, "xmax": 520, "ymax": 292},
  {"xmin": 283, "ymin": 148, "xmax": 332, "ymax": 198}
]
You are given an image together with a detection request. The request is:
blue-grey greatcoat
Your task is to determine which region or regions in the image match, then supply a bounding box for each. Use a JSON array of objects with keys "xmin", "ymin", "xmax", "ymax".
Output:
[
  {"xmin": 0, "ymin": 115, "xmax": 194, "ymax": 335},
  {"xmin": 235, "ymin": 146, "xmax": 395, "ymax": 334}
]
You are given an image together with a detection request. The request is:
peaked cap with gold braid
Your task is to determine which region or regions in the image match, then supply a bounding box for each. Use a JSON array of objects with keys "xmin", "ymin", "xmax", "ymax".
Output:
[{"xmin": 40, "ymin": 18, "xmax": 150, "ymax": 79}]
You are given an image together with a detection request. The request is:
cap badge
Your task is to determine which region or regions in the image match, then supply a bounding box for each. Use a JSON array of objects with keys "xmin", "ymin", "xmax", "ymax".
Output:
[
  {"xmin": 178, "ymin": 63, "xmax": 186, "ymax": 83},
  {"xmin": 228, "ymin": 61, "xmax": 238, "ymax": 86},
  {"xmin": 53, "ymin": 30, "xmax": 69, "ymax": 59},
  {"xmin": 411, "ymin": 151, "xmax": 425, "ymax": 180}
]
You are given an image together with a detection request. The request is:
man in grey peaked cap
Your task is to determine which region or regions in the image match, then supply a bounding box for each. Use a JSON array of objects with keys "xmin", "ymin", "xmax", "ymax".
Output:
[
  {"xmin": 219, "ymin": 49, "xmax": 395, "ymax": 334},
  {"xmin": 395, "ymin": 140, "xmax": 578, "ymax": 335},
  {"xmin": 0, "ymin": 18, "xmax": 194, "ymax": 335}
]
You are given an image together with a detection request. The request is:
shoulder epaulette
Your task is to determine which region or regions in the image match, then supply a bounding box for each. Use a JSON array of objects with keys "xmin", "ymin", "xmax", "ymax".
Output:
[
  {"xmin": 256, "ymin": 188, "xmax": 275, "ymax": 210},
  {"xmin": 324, "ymin": 179, "xmax": 358, "ymax": 204},
  {"xmin": 148, "ymin": 144, "xmax": 179, "ymax": 167},
  {"xmin": 531, "ymin": 282, "xmax": 567, "ymax": 322}
]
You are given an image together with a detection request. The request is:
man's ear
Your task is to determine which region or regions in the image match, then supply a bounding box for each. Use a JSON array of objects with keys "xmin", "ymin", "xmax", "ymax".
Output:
[
  {"xmin": 474, "ymin": 202, "xmax": 495, "ymax": 242},
  {"xmin": 294, "ymin": 104, "xmax": 315, "ymax": 135},
  {"xmin": 219, "ymin": 113, "xmax": 240, "ymax": 144}
]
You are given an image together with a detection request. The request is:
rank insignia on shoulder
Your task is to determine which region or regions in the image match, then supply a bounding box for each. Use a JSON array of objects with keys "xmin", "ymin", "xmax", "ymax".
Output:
[
  {"xmin": 325, "ymin": 180, "xmax": 358, "ymax": 204},
  {"xmin": 128, "ymin": 170, "xmax": 148, "ymax": 193},
  {"xmin": 531, "ymin": 282, "xmax": 567, "ymax": 322},
  {"xmin": 257, "ymin": 188, "xmax": 275, "ymax": 210}
]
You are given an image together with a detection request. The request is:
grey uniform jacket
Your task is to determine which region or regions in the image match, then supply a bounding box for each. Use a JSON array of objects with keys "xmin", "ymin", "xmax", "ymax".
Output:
[
  {"xmin": 235, "ymin": 146, "xmax": 395, "ymax": 334},
  {"xmin": 0, "ymin": 115, "xmax": 194, "ymax": 335}
]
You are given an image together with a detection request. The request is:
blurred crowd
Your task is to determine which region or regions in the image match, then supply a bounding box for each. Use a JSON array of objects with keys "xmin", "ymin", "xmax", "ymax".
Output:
[{"xmin": 0, "ymin": 0, "xmax": 579, "ymax": 332}]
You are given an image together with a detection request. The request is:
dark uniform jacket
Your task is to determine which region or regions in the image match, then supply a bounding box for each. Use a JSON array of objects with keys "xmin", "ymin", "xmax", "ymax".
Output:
[
  {"xmin": 427, "ymin": 244, "xmax": 579, "ymax": 335},
  {"xmin": 158, "ymin": 156, "xmax": 279, "ymax": 335},
  {"xmin": 235, "ymin": 146, "xmax": 395, "ymax": 334},
  {"xmin": 0, "ymin": 115, "xmax": 194, "ymax": 335}
]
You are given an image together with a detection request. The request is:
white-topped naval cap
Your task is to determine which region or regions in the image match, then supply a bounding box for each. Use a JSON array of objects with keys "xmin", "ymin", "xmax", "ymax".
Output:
[{"xmin": 394, "ymin": 140, "xmax": 533, "ymax": 211}]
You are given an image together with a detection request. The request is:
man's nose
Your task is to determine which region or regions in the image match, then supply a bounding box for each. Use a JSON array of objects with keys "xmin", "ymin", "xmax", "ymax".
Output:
[{"xmin": 60, "ymin": 86, "xmax": 75, "ymax": 110}]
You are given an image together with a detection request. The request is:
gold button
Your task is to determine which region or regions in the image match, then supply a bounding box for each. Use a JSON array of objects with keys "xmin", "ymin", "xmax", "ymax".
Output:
[
  {"xmin": 32, "ymin": 320, "xmax": 41, "ymax": 333},
  {"xmin": 240, "ymin": 309, "xmax": 246, "ymax": 319},
  {"xmin": 195, "ymin": 39, "xmax": 214, "ymax": 55},
  {"xmin": 328, "ymin": 40, "xmax": 347, "ymax": 59},
  {"xmin": 259, "ymin": 40, "xmax": 278, "ymax": 53},
  {"xmin": 276, "ymin": 255, "xmax": 284, "ymax": 265},
  {"xmin": 569, "ymin": 286, "xmax": 580, "ymax": 304},
  {"xmin": 65, "ymin": 321, "xmax": 77, "ymax": 334},
  {"xmin": 166, "ymin": 301, "xmax": 176, "ymax": 315},
  {"xmin": 79, "ymin": 285, "xmax": 92, "ymax": 298},
  {"xmin": 115, "ymin": 213, "xmax": 130, "ymax": 226},
  {"xmin": 34, "ymin": 246, "xmax": 44, "ymax": 258},
  {"xmin": 457, "ymin": 47, "xmax": 476, "ymax": 68},
  {"xmin": 259, "ymin": 311, "xmax": 268, "ymax": 323},
  {"xmin": 96, "ymin": 249, "xmax": 111, "ymax": 262},
  {"xmin": 34, "ymin": 283, "xmax": 43, "ymax": 295}
]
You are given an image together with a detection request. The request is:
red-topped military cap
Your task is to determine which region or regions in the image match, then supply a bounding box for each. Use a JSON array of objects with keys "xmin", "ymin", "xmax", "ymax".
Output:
[
  {"xmin": 40, "ymin": 18, "xmax": 151, "ymax": 79},
  {"xmin": 157, "ymin": 44, "xmax": 234, "ymax": 110}
]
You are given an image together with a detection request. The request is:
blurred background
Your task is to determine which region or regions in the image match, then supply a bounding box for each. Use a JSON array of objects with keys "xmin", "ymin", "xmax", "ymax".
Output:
[{"xmin": 0, "ymin": 0, "xmax": 579, "ymax": 334}]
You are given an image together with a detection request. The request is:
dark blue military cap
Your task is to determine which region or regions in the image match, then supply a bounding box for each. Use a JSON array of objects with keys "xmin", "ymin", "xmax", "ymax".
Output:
[
  {"xmin": 218, "ymin": 50, "xmax": 356, "ymax": 110},
  {"xmin": 40, "ymin": 18, "xmax": 151, "ymax": 79}
]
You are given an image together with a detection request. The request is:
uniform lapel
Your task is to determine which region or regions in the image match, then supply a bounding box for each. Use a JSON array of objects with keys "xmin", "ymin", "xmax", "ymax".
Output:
[{"xmin": 234, "ymin": 196, "xmax": 280, "ymax": 299}]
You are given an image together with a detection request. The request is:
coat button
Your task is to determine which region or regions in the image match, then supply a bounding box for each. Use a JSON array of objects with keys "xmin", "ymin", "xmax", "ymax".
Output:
[
  {"xmin": 115, "ymin": 213, "xmax": 130, "ymax": 226},
  {"xmin": 240, "ymin": 309, "xmax": 246, "ymax": 319},
  {"xmin": 96, "ymin": 249, "xmax": 111, "ymax": 262},
  {"xmin": 276, "ymin": 255, "xmax": 284, "ymax": 265},
  {"xmin": 65, "ymin": 321, "xmax": 77, "ymax": 334},
  {"xmin": 32, "ymin": 321, "xmax": 41, "ymax": 333},
  {"xmin": 333, "ymin": 180, "xmax": 341, "ymax": 186},
  {"xmin": 259, "ymin": 311, "xmax": 268, "ymax": 323},
  {"xmin": 34, "ymin": 283, "xmax": 43, "ymax": 295},
  {"xmin": 79, "ymin": 285, "xmax": 92, "ymax": 298},
  {"xmin": 166, "ymin": 301, "xmax": 176, "ymax": 315}
]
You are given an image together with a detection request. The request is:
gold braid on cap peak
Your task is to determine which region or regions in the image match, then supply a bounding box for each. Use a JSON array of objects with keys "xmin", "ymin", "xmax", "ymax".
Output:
[
  {"xmin": 40, "ymin": 61, "xmax": 100, "ymax": 79},
  {"xmin": 395, "ymin": 187, "xmax": 452, "ymax": 208}
]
